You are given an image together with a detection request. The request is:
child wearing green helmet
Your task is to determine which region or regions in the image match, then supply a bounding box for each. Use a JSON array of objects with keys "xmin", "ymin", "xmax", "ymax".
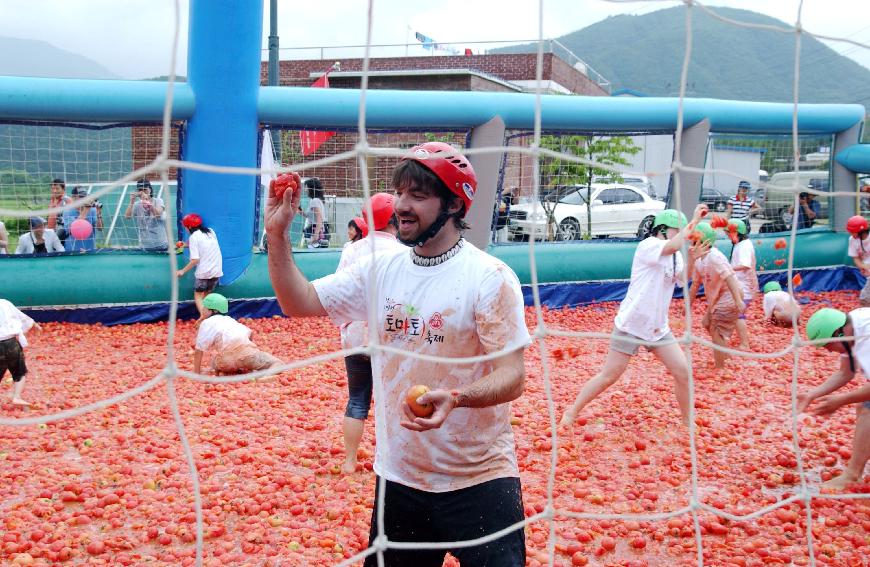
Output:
[
  {"xmin": 193, "ymin": 293, "xmax": 283, "ymax": 376},
  {"xmin": 689, "ymin": 225, "xmax": 746, "ymax": 369},
  {"xmin": 728, "ymin": 219, "xmax": 758, "ymax": 350},
  {"xmin": 561, "ymin": 204, "xmax": 709, "ymax": 428},
  {"xmin": 761, "ymin": 280, "xmax": 801, "ymax": 327},
  {"xmin": 798, "ymin": 307, "xmax": 870, "ymax": 490}
]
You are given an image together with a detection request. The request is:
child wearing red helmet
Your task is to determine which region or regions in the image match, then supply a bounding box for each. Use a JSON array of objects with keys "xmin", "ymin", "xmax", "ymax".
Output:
[
  {"xmin": 177, "ymin": 213, "xmax": 224, "ymax": 324},
  {"xmin": 265, "ymin": 143, "xmax": 530, "ymax": 565},
  {"xmin": 846, "ymin": 215, "xmax": 870, "ymax": 306},
  {"xmin": 335, "ymin": 193, "xmax": 405, "ymax": 474}
]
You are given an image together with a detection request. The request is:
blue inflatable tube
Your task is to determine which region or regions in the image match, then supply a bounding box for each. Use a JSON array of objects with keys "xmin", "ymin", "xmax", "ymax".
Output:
[
  {"xmin": 0, "ymin": 76, "xmax": 195, "ymax": 121},
  {"xmin": 258, "ymin": 88, "xmax": 865, "ymax": 134},
  {"xmin": 836, "ymin": 144, "xmax": 870, "ymax": 174}
]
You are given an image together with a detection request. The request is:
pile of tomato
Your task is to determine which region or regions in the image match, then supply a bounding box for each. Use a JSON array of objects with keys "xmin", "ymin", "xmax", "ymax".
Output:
[{"xmin": 1, "ymin": 290, "xmax": 868, "ymax": 566}]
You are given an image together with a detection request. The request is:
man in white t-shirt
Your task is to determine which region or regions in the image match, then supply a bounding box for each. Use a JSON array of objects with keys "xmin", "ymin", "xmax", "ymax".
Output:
[
  {"xmin": 561, "ymin": 204, "xmax": 709, "ymax": 428},
  {"xmin": 761, "ymin": 281, "xmax": 801, "ymax": 327},
  {"xmin": 193, "ymin": 293, "xmax": 281, "ymax": 375},
  {"xmin": 266, "ymin": 143, "xmax": 530, "ymax": 566},
  {"xmin": 799, "ymin": 308, "xmax": 870, "ymax": 490},
  {"xmin": 689, "ymin": 222, "xmax": 745, "ymax": 368},
  {"xmin": 846, "ymin": 215, "xmax": 870, "ymax": 306},
  {"xmin": 728, "ymin": 219, "xmax": 758, "ymax": 350},
  {"xmin": 335, "ymin": 192, "xmax": 407, "ymax": 474}
]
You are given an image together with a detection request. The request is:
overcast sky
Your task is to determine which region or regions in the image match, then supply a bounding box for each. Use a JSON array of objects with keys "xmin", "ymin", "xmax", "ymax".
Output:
[{"xmin": 2, "ymin": 0, "xmax": 869, "ymax": 79}]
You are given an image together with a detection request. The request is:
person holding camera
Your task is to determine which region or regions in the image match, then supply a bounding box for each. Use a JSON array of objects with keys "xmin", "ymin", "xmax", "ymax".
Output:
[
  {"xmin": 124, "ymin": 179, "xmax": 168, "ymax": 251},
  {"xmin": 788, "ymin": 186, "xmax": 821, "ymax": 230},
  {"xmin": 63, "ymin": 187, "xmax": 103, "ymax": 252},
  {"xmin": 47, "ymin": 178, "xmax": 72, "ymax": 246}
]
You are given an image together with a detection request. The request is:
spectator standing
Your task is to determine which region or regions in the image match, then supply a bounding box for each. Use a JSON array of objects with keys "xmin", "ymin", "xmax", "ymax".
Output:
[
  {"xmin": 15, "ymin": 217, "xmax": 65, "ymax": 254},
  {"xmin": 492, "ymin": 186, "xmax": 516, "ymax": 243},
  {"xmin": 789, "ymin": 186, "xmax": 821, "ymax": 230},
  {"xmin": 63, "ymin": 187, "xmax": 103, "ymax": 252},
  {"xmin": 177, "ymin": 213, "xmax": 223, "ymax": 324},
  {"xmin": 725, "ymin": 180, "xmax": 761, "ymax": 233},
  {"xmin": 0, "ymin": 220, "xmax": 8, "ymax": 254},
  {"xmin": 266, "ymin": 143, "xmax": 531, "ymax": 565},
  {"xmin": 303, "ymin": 177, "xmax": 330, "ymax": 248},
  {"xmin": 124, "ymin": 179, "xmax": 168, "ymax": 250},
  {"xmin": 47, "ymin": 178, "xmax": 72, "ymax": 245}
]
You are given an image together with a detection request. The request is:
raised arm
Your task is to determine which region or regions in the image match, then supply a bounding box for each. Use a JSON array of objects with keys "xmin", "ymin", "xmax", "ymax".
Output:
[
  {"xmin": 265, "ymin": 174, "xmax": 327, "ymax": 318},
  {"xmin": 662, "ymin": 204, "xmax": 708, "ymax": 257}
]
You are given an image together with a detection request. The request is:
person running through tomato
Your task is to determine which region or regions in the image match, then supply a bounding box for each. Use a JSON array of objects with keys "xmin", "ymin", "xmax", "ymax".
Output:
[
  {"xmin": 192, "ymin": 293, "xmax": 282, "ymax": 375},
  {"xmin": 266, "ymin": 143, "xmax": 530, "ymax": 566},
  {"xmin": 846, "ymin": 215, "xmax": 870, "ymax": 307},
  {"xmin": 0, "ymin": 298, "xmax": 42, "ymax": 406},
  {"xmin": 335, "ymin": 194, "xmax": 407, "ymax": 474},
  {"xmin": 798, "ymin": 308, "xmax": 870, "ymax": 490},
  {"xmin": 728, "ymin": 219, "xmax": 758, "ymax": 350},
  {"xmin": 689, "ymin": 222, "xmax": 745, "ymax": 369},
  {"xmin": 761, "ymin": 281, "xmax": 801, "ymax": 327},
  {"xmin": 176, "ymin": 213, "xmax": 223, "ymax": 324},
  {"xmin": 561, "ymin": 204, "xmax": 709, "ymax": 428}
]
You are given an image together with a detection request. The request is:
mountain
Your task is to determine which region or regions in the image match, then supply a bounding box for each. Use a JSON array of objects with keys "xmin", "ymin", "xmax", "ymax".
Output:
[
  {"xmin": 496, "ymin": 7, "xmax": 870, "ymax": 109},
  {"xmin": 0, "ymin": 36, "xmax": 120, "ymax": 80}
]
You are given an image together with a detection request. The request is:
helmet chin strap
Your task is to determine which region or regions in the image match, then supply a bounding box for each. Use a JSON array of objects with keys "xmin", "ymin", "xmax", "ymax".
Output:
[{"xmin": 398, "ymin": 210, "xmax": 455, "ymax": 248}]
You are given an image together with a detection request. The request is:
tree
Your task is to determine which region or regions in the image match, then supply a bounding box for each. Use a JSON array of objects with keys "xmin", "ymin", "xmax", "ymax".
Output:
[{"xmin": 538, "ymin": 134, "xmax": 640, "ymax": 239}]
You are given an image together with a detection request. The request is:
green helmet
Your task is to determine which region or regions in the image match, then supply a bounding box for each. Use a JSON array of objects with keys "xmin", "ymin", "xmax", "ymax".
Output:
[
  {"xmin": 203, "ymin": 293, "xmax": 229, "ymax": 314},
  {"xmin": 695, "ymin": 222, "xmax": 717, "ymax": 245},
  {"xmin": 762, "ymin": 281, "xmax": 782, "ymax": 293},
  {"xmin": 653, "ymin": 209, "xmax": 688, "ymax": 230},
  {"xmin": 730, "ymin": 219, "xmax": 748, "ymax": 235},
  {"xmin": 805, "ymin": 308, "xmax": 847, "ymax": 346}
]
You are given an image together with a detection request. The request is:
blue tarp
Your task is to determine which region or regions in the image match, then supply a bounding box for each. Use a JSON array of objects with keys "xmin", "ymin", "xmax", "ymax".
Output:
[{"xmin": 23, "ymin": 265, "xmax": 866, "ymax": 326}]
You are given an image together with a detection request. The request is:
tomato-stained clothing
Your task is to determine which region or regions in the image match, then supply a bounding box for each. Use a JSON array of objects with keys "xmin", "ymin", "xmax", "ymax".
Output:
[{"xmin": 313, "ymin": 240, "xmax": 531, "ymax": 493}]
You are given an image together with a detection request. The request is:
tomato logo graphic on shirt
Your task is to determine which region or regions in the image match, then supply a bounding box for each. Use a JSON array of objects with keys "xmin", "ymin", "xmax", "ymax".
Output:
[{"xmin": 428, "ymin": 312, "xmax": 444, "ymax": 330}]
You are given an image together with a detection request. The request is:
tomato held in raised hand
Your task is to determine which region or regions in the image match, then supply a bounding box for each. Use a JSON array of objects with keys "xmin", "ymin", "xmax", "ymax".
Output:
[
  {"xmin": 270, "ymin": 173, "xmax": 299, "ymax": 200},
  {"xmin": 406, "ymin": 385, "xmax": 434, "ymax": 418}
]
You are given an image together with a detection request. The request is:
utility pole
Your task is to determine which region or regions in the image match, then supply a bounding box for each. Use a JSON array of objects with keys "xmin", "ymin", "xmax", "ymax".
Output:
[{"xmin": 267, "ymin": 0, "xmax": 281, "ymax": 162}]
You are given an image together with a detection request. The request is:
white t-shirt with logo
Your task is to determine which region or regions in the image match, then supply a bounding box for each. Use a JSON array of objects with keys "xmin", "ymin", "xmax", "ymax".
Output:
[
  {"xmin": 730, "ymin": 239, "xmax": 759, "ymax": 300},
  {"xmin": 848, "ymin": 235, "xmax": 870, "ymax": 265},
  {"xmin": 844, "ymin": 308, "xmax": 870, "ymax": 382},
  {"xmin": 693, "ymin": 248, "xmax": 738, "ymax": 309},
  {"xmin": 614, "ymin": 237, "xmax": 684, "ymax": 342},
  {"xmin": 313, "ymin": 241, "xmax": 531, "ymax": 493},
  {"xmin": 195, "ymin": 315, "xmax": 252, "ymax": 352},
  {"xmin": 762, "ymin": 291, "xmax": 792, "ymax": 319},
  {"xmin": 189, "ymin": 229, "xmax": 223, "ymax": 280},
  {"xmin": 336, "ymin": 232, "xmax": 407, "ymax": 350}
]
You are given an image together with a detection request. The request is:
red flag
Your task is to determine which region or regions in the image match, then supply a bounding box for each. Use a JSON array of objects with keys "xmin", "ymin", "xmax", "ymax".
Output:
[{"xmin": 300, "ymin": 70, "xmax": 336, "ymax": 156}]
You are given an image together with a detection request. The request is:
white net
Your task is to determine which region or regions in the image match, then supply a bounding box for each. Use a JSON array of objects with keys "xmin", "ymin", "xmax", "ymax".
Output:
[{"xmin": 2, "ymin": 1, "xmax": 870, "ymax": 566}]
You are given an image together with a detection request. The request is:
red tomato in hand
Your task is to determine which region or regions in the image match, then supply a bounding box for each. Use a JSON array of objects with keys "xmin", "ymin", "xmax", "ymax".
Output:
[{"xmin": 406, "ymin": 385, "xmax": 434, "ymax": 418}]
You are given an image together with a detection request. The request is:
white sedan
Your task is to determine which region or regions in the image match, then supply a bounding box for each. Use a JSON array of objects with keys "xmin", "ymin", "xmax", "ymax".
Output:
[{"xmin": 507, "ymin": 183, "xmax": 665, "ymax": 240}]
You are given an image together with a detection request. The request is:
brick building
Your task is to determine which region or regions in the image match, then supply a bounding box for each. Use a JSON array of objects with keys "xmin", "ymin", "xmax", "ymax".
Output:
[{"xmin": 133, "ymin": 52, "xmax": 609, "ymax": 199}]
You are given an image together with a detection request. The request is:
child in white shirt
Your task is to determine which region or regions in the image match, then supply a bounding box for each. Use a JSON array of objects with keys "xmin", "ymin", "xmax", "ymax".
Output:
[
  {"xmin": 729, "ymin": 220, "xmax": 758, "ymax": 350},
  {"xmin": 846, "ymin": 215, "xmax": 870, "ymax": 306},
  {"xmin": 177, "ymin": 213, "xmax": 224, "ymax": 324},
  {"xmin": 761, "ymin": 281, "xmax": 801, "ymax": 327},
  {"xmin": 0, "ymin": 299, "xmax": 42, "ymax": 406},
  {"xmin": 193, "ymin": 293, "xmax": 281, "ymax": 376}
]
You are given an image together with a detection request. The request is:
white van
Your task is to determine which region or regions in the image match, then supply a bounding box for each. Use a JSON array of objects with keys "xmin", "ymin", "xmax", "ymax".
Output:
[{"xmin": 760, "ymin": 170, "xmax": 829, "ymax": 224}]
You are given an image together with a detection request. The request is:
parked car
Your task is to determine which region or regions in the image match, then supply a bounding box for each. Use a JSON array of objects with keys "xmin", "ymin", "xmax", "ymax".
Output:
[
  {"xmin": 507, "ymin": 183, "xmax": 665, "ymax": 240},
  {"xmin": 593, "ymin": 174, "xmax": 655, "ymax": 198},
  {"xmin": 760, "ymin": 170, "xmax": 830, "ymax": 225},
  {"xmin": 699, "ymin": 186, "xmax": 730, "ymax": 213}
]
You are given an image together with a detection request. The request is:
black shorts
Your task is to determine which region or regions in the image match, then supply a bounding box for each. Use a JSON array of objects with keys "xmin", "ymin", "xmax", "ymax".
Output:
[
  {"xmin": 344, "ymin": 354, "xmax": 373, "ymax": 419},
  {"xmin": 364, "ymin": 476, "xmax": 525, "ymax": 567},
  {"xmin": 0, "ymin": 337, "xmax": 27, "ymax": 382},
  {"xmin": 194, "ymin": 277, "xmax": 219, "ymax": 293}
]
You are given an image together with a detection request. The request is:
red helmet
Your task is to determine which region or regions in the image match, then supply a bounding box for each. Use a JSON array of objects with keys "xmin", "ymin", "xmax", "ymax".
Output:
[
  {"xmin": 846, "ymin": 215, "xmax": 868, "ymax": 235},
  {"xmin": 350, "ymin": 216, "xmax": 368, "ymax": 238},
  {"xmin": 182, "ymin": 213, "xmax": 202, "ymax": 230},
  {"xmin": 365, "ymin": 192, "xmax": 395, "ymax": 231},
  {"xmin": 402, "ymin": 142, "xmax": 477, "ymax": 217}
]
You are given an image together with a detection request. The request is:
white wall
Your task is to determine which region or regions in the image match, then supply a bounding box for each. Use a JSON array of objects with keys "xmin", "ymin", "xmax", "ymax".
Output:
[
  {"xmin": 618, "ymin": 134, "xmax": 674, "ymax": 198},
  {"xmin": 702, "ymin": 145, "xmax": 763, "ymax": 195}
]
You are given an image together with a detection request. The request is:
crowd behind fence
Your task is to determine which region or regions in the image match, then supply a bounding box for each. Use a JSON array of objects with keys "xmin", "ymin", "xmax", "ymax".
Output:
[{"xmin": 2, "ymin": 125, "xmax": 865, "ymax": 257}]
